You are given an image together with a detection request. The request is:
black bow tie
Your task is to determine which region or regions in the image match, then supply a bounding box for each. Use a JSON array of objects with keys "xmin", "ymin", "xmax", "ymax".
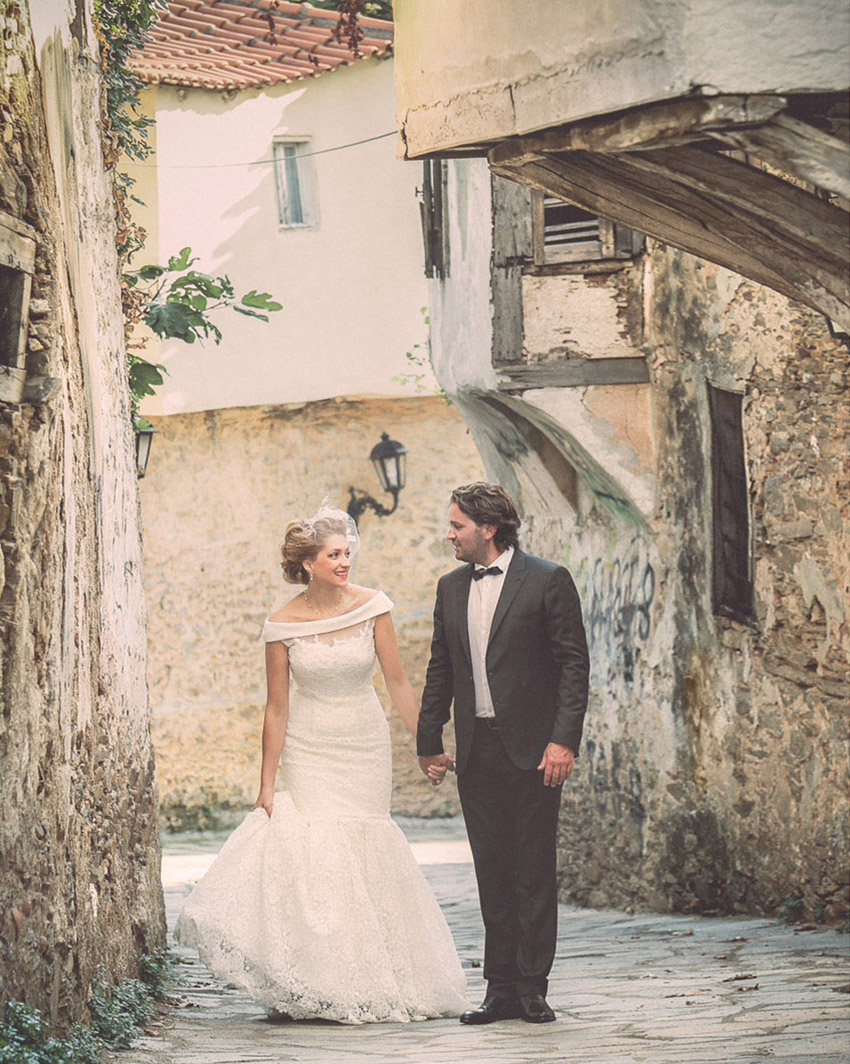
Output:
[{"xmin": 472, "ymin": 566, "xmax": 502, "ymax": 580}]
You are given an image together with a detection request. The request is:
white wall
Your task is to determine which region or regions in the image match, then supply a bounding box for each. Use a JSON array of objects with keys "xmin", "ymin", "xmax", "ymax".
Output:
[
  {"xmin": 131, "ymin": 57, "xmax": 432, "ymax": 413},
  {"xmin": 394, "ymin": 0, "xmax": 850, "ymax": 156},
  {"xmin": 426, "ymin": 159, "xmax": 494, "ymax": 395}
]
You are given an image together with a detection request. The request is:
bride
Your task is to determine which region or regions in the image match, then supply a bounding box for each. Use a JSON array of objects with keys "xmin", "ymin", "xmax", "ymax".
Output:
[{"xmin": 175, "ymin": 505, "xmax": 469, "ymax": 1024}]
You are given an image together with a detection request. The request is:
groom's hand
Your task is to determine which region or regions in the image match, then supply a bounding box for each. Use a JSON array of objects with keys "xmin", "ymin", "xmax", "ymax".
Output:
[
  {"xmin": 537, "ymin": 742, "xmax": 574, "ymax": 787},
  {"xmin": 419, "ymin": 753, "xmax": 455, "ymax": 787}
]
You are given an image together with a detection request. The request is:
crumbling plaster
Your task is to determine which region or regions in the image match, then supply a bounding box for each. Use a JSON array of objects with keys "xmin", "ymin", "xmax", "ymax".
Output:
[
  {"xmin": 0, "ymin": 0, "xmax": 165, "ymax": 1023},
  {"xmin": 394, "ymin": 0, "xmax": 850, "ymax": 157}
]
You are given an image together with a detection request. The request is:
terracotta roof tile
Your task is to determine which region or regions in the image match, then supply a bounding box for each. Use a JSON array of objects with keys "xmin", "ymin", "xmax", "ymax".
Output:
[{"xmin": 129, "ymin": 0, "xmax": 393, "ymax": 90}]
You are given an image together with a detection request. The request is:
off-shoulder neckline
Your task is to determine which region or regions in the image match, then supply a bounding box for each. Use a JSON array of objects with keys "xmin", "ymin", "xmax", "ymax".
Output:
[{"xmin": 265, "ymin": 589, "xmax": 386, "ymax": 627}]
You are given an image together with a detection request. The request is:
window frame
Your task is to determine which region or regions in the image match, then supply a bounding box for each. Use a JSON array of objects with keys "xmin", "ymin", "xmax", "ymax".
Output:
[
  {"xmin": 0, "ymin": 211, "xmax": 36, "ymax": 404},
  {"xmin": 419, "ymin": 159, "xmax": 450, "ymax": 279},
  {"xmin": 707, "ymin": 383, "xmax": 755, "ymax": 623},
  {"xmin": 272, "ymin": 137, "xmax": 317, "ymax": 230},
  {"xmin": 531, "ymin": 190, "xmax": 643, "ymax": 265}
]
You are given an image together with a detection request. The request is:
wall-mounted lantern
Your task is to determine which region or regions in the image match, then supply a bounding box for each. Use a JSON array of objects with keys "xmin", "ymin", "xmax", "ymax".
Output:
[
  {"xmin": 134, "ymin": 418, "xmax": 157, "ymax": 479},
  {"xmin": 347, "ymin": 431, "xmax": 407, "ymax": 526}
]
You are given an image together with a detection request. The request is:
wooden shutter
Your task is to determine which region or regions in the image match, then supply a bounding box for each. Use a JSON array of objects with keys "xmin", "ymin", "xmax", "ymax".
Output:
[{"xmin": 708, "ymin": 384, "xmax": 754, "ymax": 621}]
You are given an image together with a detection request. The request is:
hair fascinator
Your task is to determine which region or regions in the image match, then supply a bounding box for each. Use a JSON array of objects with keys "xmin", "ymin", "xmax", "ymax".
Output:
[{"xmin": 303, "ymin": 499, "xmax": 360, "ymax": 560}]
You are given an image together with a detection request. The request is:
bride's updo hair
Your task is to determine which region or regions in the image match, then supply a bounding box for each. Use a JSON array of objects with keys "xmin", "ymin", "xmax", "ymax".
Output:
[{"xmin": 280, "ymin": 515, "xmax": 352, "ymax": 585}]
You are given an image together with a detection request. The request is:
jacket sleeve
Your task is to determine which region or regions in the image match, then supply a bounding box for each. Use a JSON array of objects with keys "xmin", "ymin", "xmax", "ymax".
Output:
[
  {"xmin": 544, "ymin": 565, "xmax": 590, "ymax": 755},
  {"xmin": 417, "ymin": 578, "xmax": 454, "ymax": 757}
]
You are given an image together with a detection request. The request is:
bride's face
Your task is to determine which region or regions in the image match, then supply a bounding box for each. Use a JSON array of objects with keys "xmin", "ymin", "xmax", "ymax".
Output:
[{"xmin": 307, "ymin": 534, "xmax": 351, "ymax": 588}]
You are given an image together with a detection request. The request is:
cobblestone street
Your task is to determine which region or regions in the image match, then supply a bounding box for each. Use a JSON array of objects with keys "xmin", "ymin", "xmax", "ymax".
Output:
[{"xmin": 113, "ymin": 819, "xmax": 850, "ymax": 1064}]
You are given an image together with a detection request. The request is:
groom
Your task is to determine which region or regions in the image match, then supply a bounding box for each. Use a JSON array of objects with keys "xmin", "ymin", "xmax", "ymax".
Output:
[{"xmin": 418, "ymin": 482, "xmax": 589, "ymax": 1025}]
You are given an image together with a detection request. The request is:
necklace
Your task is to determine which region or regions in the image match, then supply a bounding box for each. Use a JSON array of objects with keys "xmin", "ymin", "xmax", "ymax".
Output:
[{"xmin": 304, "ymin": 586, "xmax": 345, "ymax": 618}]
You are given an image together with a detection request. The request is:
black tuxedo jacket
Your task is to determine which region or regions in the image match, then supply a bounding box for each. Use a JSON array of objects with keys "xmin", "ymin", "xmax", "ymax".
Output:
[{"xmin": 417, "ymin": 549, "xmax": 590, "ymax": 774}]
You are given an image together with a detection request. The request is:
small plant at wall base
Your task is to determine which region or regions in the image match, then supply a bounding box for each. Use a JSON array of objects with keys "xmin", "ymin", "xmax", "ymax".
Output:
[
  {"xmin": 774, "ymin": 890, "xmax": 805, "ymax": 924},
  {"xmin": 125, "ymin": 247, "xmax": 282, "ymax": 421},
  {"xmin": 0, "ymin": 1000, "xmax": 100, "ymax": 1063},
  {"xmin": 0, "ymin": 950, "xmax": 179, "ymax": 1062}
]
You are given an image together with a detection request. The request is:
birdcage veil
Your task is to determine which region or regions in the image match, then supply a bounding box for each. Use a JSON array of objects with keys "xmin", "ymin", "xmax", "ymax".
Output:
[{"xmin": 301, "ymin": 499, "xmax": 360, "ymax": 560}]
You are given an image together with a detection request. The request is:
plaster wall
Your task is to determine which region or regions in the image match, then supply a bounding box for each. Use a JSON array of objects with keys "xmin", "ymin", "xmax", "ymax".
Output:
[
  {"xmin": 0, "ymin": 0, "xmax": 164, "ymax": 1022},
  {"xmin": 427, "ymin": 158, "xmax": 495, "ymax": 396},
  {"xmin": 131, "ymin": 57, "xmax": 432, "ymax": 414},
  {"xmin": 394, "ymin": 0, "xmax": 850, "ymax": 157},
  {"xmin": 140, "ymin": 396, "xmax": 484, "ymax": 826}
]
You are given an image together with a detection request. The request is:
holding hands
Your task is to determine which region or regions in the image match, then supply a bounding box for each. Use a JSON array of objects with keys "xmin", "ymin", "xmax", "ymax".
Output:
[{"xmin": 418, "ymin": 753, "xmax": 455, "ymax": 787}]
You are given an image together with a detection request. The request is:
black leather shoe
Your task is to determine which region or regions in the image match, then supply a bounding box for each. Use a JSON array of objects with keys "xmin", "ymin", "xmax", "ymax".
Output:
[
  {"xmin": 518, "ymin": 992, "xmax": 556, "ymax": 1023},
  {"xmin": 459, "ymin": 995, "xmax": 523, "ymax": 1025}
]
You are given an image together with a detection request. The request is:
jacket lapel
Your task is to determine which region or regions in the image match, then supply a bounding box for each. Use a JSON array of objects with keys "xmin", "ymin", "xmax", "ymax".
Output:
[
  {"xmin": 455, "ymin": 565, "xmax": 474, "ymax": 665},
  {"xmin": 488, "ymin": 550, "xmax": 528, "ymax": 647}
]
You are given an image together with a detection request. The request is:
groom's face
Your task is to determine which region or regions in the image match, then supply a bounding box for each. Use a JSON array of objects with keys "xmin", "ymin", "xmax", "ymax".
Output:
[{"xmin": 447, "ymin": 503, "xmax": 495, "ymax": 566}]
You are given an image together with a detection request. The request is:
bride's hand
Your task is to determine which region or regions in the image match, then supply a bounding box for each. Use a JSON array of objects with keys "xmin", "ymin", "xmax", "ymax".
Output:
[{"xmin": 254, "ymin": 788, "xmax": 274, "ymax": 817}]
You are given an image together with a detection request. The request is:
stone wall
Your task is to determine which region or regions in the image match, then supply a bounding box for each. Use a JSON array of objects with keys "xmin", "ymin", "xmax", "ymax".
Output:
[
  {"xmin": 544, "ymin": 250, "xmax": 849, "ymax": 920},
  {"xmin": 140, "ymin": 395, "xmax": 483, "ymax": 827},
  {"xmin": 0, "ymin": 1, "xmax": 165, "ymax": 1024},
  {"xmin": 428, "ymin": 160, "xmax": 848, "ymax": 921}
]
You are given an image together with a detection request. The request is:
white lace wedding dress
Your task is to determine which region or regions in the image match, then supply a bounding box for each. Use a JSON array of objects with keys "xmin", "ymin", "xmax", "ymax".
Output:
[{"xmin": 174, "ymin": 591, "xmax": 469, "ymax": 1024}]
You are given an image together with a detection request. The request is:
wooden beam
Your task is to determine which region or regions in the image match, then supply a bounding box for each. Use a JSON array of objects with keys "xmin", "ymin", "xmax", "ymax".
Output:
[
  {"xmin": 490, "ymin": 95, "xmax": 788, "ymax": 161},
  {"xmin": 497, "ymin": 357, "xmax": 650, "ymax": 391},
  {"xmin": 491, "ymin": 146, "xmax": 850, "ymax": 329},
  {"xmin": 708, "ymin": 112, "xmax": 850, "ymax": 200},
  {"xmin": 0, "ymin": 366, "xmax": 26, "ymax": 404},
  {"xmin": 0, "ymin": 211, "xmax": 37, "ymax": 274}
]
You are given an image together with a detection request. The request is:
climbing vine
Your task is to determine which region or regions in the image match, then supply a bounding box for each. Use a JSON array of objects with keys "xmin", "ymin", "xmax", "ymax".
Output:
[
  {"xmin": 90, "ymin": 0, "xmax": 387, "ymax": 421},
  {"xmin": 92, "ymin": 0, "xmax": 282, "ymax": 423},
  {"xmin": 93, "ymin": 0, "xmax": 163, "ymax": 260}
]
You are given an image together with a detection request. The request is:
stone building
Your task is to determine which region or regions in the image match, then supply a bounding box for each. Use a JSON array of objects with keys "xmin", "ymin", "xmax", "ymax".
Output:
[
  {"xmin": 128, "ymin": 2, "xmax": 483, "ymax": 825},
  {"xmin": 0, "ymin": 0, "xmax": 164, "ymax": 1023},
  {"xmin": 394, "ymin": 3, "xmax": 849, "ymax": 920}
]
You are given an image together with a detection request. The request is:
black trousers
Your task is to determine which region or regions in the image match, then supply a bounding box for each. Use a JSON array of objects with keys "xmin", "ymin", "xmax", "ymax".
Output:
[{"xmin": 457, "ymin": 717, "xmax": 562, "ymax": 998}]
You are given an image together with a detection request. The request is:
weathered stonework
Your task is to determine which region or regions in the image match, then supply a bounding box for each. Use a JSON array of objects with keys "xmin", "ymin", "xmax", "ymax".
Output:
[
  {"xmin": 428, "ymin": 161, "xmax": 848, "ymax": 922},
  {"xmin": 548, "ymin": 250, "xmax": 849, "ymax": 920},
  {"xmin": 140, "ymin": 396, "xmax": 483, "ymax": 827},
  {"xmin": 0, "ymin": 1, "xmax": 165, "ymax": 1023}
]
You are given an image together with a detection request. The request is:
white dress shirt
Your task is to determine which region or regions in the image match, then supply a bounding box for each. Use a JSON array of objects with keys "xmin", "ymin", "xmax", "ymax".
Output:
[{"xmin": 467, "ymin": 546, "xmax": 514, "ymax": 718}]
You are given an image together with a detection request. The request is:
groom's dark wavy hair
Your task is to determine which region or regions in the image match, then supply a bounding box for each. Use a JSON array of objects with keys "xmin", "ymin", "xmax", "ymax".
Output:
[{"xmin": 450, "ymin": 482, "xmax": 521, "ymax": 552}]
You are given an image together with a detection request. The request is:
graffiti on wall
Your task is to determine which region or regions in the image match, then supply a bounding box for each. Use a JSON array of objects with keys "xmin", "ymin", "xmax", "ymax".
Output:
[{"xmin": 582, "ymin": 539, "xmax": 656, "ymax": 683}]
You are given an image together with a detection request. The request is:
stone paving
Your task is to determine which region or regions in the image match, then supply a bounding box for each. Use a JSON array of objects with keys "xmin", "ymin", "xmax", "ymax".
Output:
[{"xmin": 112, "ymin": 818, "xmax": 850, "ymax": 1064}]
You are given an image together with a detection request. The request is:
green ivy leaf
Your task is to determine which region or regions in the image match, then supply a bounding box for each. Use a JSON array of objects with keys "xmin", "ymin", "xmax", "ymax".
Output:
[
  {"xmin": 232, "ymin": 305, "xmax": 269, "ymax": 321},
  {"xmin": 145, "ymin": 301, "xmax": 205, "ymax": 341},
  {"xmin": 167, "ymin": 272, "xmax": 224, "ymax": 299},
  {"xmin": 241, "ymin": 290, "xmax": 283, "ymax": 312},
  {"xmin": 167, "ymin": 246, "xmax": 194, "ymax": 271},
  {"xmin": 128, "ymin": 358, "xmax": 166, "ymax": 398},
  {"xmin": 124, "ymin": 263, "xmax": 165, "ymax": 284}
]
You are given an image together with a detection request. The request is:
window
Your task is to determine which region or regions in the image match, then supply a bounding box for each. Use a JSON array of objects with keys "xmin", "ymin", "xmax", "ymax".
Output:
[
  {"xmin": 0, "ymin": 265, "xmax": 28, "ymax": 368},
  {"xmin": 273, "ymin": 139, "xmax": 316, "ymax": 228},
  {"xmin": 708, "ymin": 384, "xmax": 754, "ymax": 622},
  {"xmin": 0, "ymin": 211, "xmax": 36, "ymax": 404},
  {"xmin": 531, "ymin": 191, "xmax": 643, "ymax": 265},
  {"xmin": 419, "ymin": 160, "xmax": 449, "ymax": 278}
]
